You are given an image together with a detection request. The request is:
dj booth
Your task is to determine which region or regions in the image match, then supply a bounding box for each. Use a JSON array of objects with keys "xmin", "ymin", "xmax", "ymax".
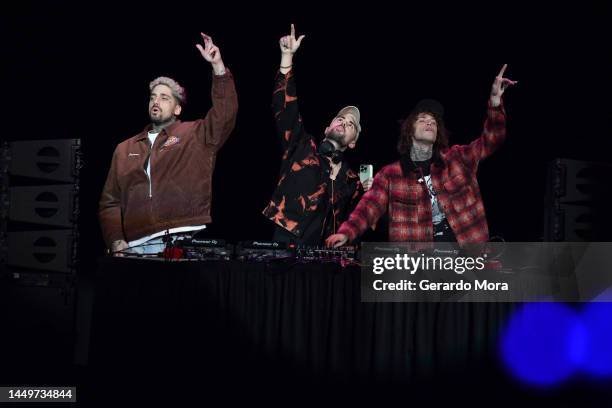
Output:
[{"xmin": 87, "ymin": 254, "xmax": 520, "ymax": 404}]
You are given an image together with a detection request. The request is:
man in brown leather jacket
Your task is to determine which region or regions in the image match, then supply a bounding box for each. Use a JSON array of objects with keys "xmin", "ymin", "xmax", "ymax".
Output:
[{"xmin": 99, "ymin": 33, "xmax": 238, "ymax": 255}]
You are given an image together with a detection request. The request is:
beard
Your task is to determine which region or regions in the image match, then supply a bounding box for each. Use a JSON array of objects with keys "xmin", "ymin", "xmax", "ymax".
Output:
[
  {"xmin": 149, "ymin": 111, "xmax": 174, "ymax": 127},
  {"xmin": 325, "ymin": 130, "xmax": 346, "ymax": 148}
]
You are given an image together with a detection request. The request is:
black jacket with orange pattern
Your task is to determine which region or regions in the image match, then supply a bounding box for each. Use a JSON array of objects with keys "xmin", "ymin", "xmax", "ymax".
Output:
[{"xmin": 262, "ymin": 70, "xmax": 363, "ymax": 241}]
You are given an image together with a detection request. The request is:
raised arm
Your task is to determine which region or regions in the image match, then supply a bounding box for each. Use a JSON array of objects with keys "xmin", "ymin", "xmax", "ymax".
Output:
[
  {"xmin": 279, "ymin": 23, "xmax": 305, "ymax": 75},
  {"xmin": 455, "ymin": 64, "xmax": 517, "ymax": 172},
  {"xmin": 272, "ymin": 24, "xmax": 308, "ymax": 151},
  {"xmin": 195, "ymin": 32, "xmax": 238, "ymax": 148}
]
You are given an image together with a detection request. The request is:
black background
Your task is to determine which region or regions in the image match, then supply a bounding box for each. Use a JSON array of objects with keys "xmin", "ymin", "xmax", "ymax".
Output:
[
  {"xmin": 4, "ymin": 2, "xmax": 609, "ymax": 259},
  {"xmin": 2, "ymin": 1, "xmax": 610, "ymax": 405}
]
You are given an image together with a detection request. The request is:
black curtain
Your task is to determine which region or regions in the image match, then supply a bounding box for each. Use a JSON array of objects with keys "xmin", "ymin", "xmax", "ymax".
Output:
[{"xmin": 86, "ymin": 258, "xmax": 519, "ymax": 405}]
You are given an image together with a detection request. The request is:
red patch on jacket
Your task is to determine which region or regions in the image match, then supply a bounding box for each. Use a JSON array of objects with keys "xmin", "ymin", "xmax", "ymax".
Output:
[{"xmin": 162, "ymin": 136, "xmax": 180, "ymax": 148}]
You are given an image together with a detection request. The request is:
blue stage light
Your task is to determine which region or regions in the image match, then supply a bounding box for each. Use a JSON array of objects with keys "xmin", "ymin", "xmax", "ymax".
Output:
[
  {"xmin": 579, "ymin": 302, "xmax": 612, "ymax": 377},
  {"xmin": 500, "ymin": 303, "xmax": 580, "ymax": 387}
]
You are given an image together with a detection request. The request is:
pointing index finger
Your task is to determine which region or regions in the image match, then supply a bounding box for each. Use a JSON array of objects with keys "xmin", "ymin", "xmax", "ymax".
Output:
[{"xmin": 498, "ymin": 64, "xmax": 508, "ymax": 78}]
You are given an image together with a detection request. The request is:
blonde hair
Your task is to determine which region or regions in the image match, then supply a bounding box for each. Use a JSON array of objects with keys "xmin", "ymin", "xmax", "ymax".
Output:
[{"xmin": 149, "ymin": 76, "xmax": 187, "ymax": 106}]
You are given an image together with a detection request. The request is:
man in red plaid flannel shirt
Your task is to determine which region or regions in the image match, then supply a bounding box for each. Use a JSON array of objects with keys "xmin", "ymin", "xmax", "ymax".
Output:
[{"xmin": 326, "ymin": 65, "xmax": 517, "ymax": 247}]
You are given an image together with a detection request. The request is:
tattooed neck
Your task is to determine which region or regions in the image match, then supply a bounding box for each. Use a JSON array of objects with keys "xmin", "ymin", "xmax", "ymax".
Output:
[
  {"xmin": 151, "ymin": 118, "xmax": 176, "ymax": 133},
  {"xmin": 410, "ymin": 143, "xmax": 433, "ymax": 162}
]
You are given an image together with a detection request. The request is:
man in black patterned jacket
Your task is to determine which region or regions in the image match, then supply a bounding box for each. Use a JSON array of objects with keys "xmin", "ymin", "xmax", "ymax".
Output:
[{"xmin": 262, "ymin": 24, "xmax": 372, "ymax": 246}]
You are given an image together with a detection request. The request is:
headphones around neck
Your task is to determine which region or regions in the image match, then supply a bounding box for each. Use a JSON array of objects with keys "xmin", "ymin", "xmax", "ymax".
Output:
[{"xmin": 317, "ymin": 140, "xmax": 344, "ymax": 164}]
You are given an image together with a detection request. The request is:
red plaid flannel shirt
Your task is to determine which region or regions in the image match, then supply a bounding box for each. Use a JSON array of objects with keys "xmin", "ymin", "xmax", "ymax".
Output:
[{"xmin": 338, "ymin": 100, "xmax": 506, "ymax": 245}]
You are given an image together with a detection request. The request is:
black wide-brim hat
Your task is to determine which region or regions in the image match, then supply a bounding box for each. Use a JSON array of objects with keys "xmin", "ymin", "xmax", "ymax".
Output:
[{"xmin": 411, "ymin": 98, "xmax": 444, "ymax": 120}]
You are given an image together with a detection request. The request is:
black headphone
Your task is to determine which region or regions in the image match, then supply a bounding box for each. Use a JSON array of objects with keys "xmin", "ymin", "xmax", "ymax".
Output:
[{"xmin": 317, "ymin": 140, "xmax": 344, "ymax": 164}]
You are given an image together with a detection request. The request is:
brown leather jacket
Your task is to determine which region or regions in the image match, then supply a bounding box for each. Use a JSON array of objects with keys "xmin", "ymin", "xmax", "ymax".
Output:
[{"xmin": 98, "ymin": 71, "xmax": 238, "ymax": 247}]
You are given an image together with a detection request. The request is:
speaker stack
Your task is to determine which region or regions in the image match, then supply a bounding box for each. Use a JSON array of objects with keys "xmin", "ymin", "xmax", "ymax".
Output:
[
  {"xmin": 0, "ymin": 139, "xmax": 81, "ymax": 371},
  {"xmin": 543, "ymin": 158, "xmax": 612, "ymax": 241},
  {"xmin": 1, "ymin": 139, "xmax": 81, "ymax": 285}
]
